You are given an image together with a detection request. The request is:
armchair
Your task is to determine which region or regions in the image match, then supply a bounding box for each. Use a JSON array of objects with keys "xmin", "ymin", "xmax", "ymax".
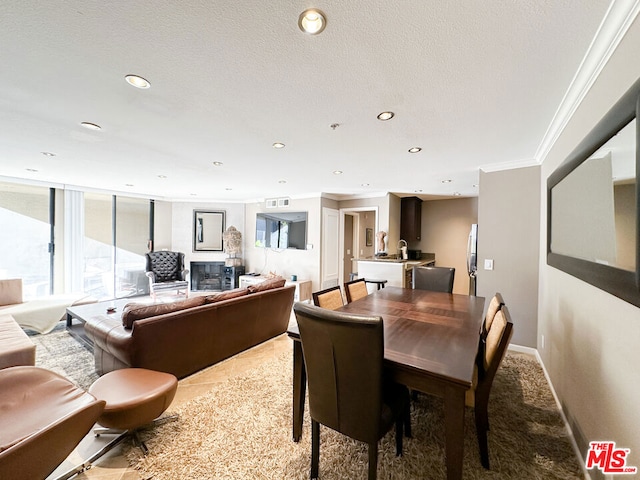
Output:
[{"xmin": 145, "ymin": 251, "xmax": 189, "ymax": 299}]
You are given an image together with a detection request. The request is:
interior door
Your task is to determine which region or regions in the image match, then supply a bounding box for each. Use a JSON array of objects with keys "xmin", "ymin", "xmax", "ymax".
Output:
[{"xmin": 321, "ymin": 207, "xmax": 340, "ymax": 289}]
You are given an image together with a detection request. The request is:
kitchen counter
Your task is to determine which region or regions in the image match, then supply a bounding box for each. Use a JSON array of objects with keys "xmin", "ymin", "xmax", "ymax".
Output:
[{"xmin": 356, "ymin": 254, "xmax": 435, "ymax": 288}]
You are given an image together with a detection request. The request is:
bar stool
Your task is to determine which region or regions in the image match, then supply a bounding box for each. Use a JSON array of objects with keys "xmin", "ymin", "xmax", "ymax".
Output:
[{"xmin": 365, "ymin": 279, "xmax": 388, "ymax": 290}]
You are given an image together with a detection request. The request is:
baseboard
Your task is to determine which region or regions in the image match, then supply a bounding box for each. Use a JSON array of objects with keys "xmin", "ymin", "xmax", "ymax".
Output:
[{"xmin": 508, "ymin": 343, "xmax": 591, "ymax": 480}]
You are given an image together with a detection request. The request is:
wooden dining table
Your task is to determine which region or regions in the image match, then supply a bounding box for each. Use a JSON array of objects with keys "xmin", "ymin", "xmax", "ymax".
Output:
[{"xmin": 287, "ymin": 286, "xmax": 485, "ymax": 480}]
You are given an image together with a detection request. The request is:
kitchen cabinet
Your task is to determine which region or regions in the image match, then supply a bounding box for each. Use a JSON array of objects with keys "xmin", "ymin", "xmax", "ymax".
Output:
[{"xmin": 401, "ymin": 196, "xmax": 422, "ymax": 241}]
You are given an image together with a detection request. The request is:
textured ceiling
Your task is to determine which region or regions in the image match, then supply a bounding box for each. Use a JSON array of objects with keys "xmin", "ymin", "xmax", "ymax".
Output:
[{"xmin": 0, "ymin": 0, "xmax": 612, "ymax": 202}]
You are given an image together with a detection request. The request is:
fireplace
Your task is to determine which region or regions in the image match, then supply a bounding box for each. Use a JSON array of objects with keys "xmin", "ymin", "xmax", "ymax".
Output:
[{"xmin": 190, "ymin": 261, "xmax": 225, "ymax": 291}]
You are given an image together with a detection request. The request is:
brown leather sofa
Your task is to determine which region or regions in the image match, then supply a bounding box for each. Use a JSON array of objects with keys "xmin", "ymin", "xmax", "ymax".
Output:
[{"xmin": 84, "ymin": 279, "xmax": 295, "ymax": 379}]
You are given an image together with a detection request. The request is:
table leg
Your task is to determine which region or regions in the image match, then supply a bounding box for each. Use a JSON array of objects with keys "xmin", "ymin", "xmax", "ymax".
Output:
[
  {"xmin": 292, "ymin": 340, "xmax": 306, "ymax": 442},
  {"xmin": 443, "ymin": 385, "xmax": 466, "ymax": 480}
]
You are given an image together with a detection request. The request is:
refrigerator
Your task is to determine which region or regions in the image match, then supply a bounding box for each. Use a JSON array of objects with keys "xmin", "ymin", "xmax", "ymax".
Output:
[{"xmin": 467, "ymin": 224, "xmax": 478, "ymax": 296}]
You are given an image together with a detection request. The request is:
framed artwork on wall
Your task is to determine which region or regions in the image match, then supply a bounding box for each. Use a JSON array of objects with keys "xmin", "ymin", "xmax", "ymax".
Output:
[
  {"xmin": 366, "ymin": 228, "xmax": 373, "ymax": 247},
  {"xmin": 193, "ymin": 210, "xmax": 225, "ymax": 251}
]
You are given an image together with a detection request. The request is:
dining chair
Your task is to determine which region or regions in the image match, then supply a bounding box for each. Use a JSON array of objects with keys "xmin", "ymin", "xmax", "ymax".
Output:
[
  {"xmin": 344, "ymin": 278, "xmax": 369, "ymax": 303},
  {"xmin": 412, "ymin": 265, "xmax": 455, "ymax": 293},
  {"xmin": 483, "ymin": 292, "xmax": 505, "ymax": 336},
  {"xmin": 466, "ymin": 304, "xmax": 514, "ymax": 469},
  {"xmin": 312, "ymin": 285, "xmax": 345, "ymax": 310},
  {"xmin": 293, "ymin": 303, "xmax": 411, "ymax": 480}
]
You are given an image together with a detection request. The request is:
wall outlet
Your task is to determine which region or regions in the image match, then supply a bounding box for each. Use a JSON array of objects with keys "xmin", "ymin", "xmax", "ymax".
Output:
[{"xmin": 484, "ymin": 259, "xmax": 494, "ymax": 270}]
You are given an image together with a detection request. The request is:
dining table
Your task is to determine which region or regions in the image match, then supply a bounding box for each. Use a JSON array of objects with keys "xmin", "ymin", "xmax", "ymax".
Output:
[{"xmin": 287, "ymin": 286, "xmax": 485, "ymax": 480}]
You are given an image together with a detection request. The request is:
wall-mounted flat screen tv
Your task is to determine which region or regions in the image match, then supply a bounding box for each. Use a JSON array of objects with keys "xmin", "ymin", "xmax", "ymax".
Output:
[{"xmin": 255, "ymin": 212, "xmax": 307, "ymax": 250}]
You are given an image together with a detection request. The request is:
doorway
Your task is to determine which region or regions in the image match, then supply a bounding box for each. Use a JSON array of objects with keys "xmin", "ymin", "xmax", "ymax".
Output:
[{"xmin": 339, "ymin": 208, "xmax": 377, "ymax": 285}]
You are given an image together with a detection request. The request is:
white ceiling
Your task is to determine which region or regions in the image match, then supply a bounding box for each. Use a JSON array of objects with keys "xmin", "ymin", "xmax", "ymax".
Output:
[{"xmin": 0, "ymin": 1, "xmax": 615, "ymax": 202}]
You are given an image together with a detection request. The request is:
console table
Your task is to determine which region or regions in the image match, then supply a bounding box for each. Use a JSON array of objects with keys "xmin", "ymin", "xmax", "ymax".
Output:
[{"xmin": 239, "ymin": 275, "xmax": 311, "ymax": 303}]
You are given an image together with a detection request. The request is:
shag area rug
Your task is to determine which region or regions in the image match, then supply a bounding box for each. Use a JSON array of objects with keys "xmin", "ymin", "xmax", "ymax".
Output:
[
  {"xmin": 126, "ymin": 351, "xmax": 584, "ymax": 479},
  {"xmin": 27, "ymin": 322, "xmax": 98, "ymax": 391}
]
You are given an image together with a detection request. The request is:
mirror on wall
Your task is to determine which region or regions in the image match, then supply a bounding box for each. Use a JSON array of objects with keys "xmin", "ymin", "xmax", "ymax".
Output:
[
  {"xmin": 547, "ymin": 77, "xmax": 640, "ymax": 307},
  {"xmin": 193, "ymin": 210, "xmax": 225, "ymax": 251}
]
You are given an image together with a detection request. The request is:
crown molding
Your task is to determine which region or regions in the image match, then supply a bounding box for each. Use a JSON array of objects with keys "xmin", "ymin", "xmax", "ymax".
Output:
[{"xmin": 534, "ymin": 0, "xmax": 640, "ymax": 164}]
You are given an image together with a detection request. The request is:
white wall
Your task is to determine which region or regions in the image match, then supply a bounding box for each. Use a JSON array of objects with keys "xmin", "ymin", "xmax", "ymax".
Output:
[{"xmin": 538, "ymin": 15, "xmax": 640, "ymax": 467}]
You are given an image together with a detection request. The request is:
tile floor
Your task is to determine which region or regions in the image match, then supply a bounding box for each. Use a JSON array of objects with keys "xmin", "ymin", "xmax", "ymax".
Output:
[{"xmin": 47, "ymin": 331, "xmax": 292, "ymax": 480}]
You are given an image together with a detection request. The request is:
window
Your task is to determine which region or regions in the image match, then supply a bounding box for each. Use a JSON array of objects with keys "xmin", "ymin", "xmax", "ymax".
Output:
[{"xmin": 0, "ymin": 182, "xmax": 52, "ymax": 298}]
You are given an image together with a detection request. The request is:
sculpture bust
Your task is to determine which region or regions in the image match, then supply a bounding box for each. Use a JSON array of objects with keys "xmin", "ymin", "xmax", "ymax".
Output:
[
  {"xmin": 223, "ymin": 226, "xmax": 242, "ymax": 257},
  {"xmin": 376, "ymin": 231, "xmax": 387, "ymax": 252}
]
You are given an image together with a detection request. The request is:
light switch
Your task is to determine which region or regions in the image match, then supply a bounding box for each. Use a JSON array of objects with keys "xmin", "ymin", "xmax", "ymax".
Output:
[{"xmin": 484, "ymin": 259, "xmax": 494, "ymax": 270}]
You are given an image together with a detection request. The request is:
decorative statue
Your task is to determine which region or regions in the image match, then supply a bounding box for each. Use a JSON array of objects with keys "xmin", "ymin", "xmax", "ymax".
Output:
[
  {"xmin": 376, "ymin": 231, "xmax": 387, "ymax": 253},
  {"xmin": 223, "ymin": 226, "xmax": 242, "ymax": 265}
]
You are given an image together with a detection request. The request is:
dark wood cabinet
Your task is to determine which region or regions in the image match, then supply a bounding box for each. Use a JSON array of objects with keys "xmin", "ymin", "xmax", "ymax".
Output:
[{"xmin": 401, "ymin": 196, "xmax": 422, "ymax": 241}]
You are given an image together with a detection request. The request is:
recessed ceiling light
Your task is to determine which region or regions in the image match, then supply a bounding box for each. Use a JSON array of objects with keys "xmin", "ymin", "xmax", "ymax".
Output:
[
  {"xmin": 414, "ymin": 189, "xmax": 423, "ymax": 193},
  {"xmin": 25, "ymin": 168, "xmax": 38, "ymax": 172},
  {"xmin": 298, "ymin": 9, "xmax": 326, "ymax": 35},
  {"xmin": 377, "ymin": 111, "xmax": 394, "ymax": 121},
  {"xmin": 157, "ymin": 175, "xmax": 167, "ymax": 179},
  {"xmin": 273, "ymin": 142, "xmax": 285, "ymax": 149},
  {"xmin": 125, "ymin": 184, "xmax": 134, "ymax": 187},
  {"xmin": 213, "ymin": 161, "xmax": 224, "ymax": 166},
  {"xmin": 278, "ymin": 180, "xmax": 287, "ymax": 184},
  {"xmin": 80, "ymin": 122, "xmax": 101, "ymax": 131},
  {"xmin": 453, "ymin": 192, "xmax": 462, "ymax": 196},
  {"xmin": 333, "ymin": 170, "xmax": 343, "ymax": 175},
  {"xmin": 41, "ymin": 151, "xmax": 56, "ymax": 157},
  {"xmin": 361, "ymin": 183, "xmax": 370, "ymax": 187},
  {"xmin": 408, "ymin": 147, "xmax": 422, "ymax": 153},
  {"xmin": 125, "ymin": 74, "xmax": 151, "ymax": 89},
  {"xmin": 472, "ymin": 184, "xmax": 478, "ymax": 188},
  {"xmin": 441, "ymin": 179, "xmax": 452, "ymax": 183},
  {"xmin": 225, "ymin": 187, "xmax": 232, "ymax": 191}
]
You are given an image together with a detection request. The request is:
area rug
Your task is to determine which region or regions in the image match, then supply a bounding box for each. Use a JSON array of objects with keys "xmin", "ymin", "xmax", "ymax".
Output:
[
  {"xmin": 126, "ymin": 352, "xmax": 584, "ymax": 479},
  {"xmin": 27, "ymin": 322, "xmax": 98, "ymax": 391}
]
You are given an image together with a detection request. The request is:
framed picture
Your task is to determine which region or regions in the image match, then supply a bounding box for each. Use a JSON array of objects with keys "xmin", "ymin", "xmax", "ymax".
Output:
[
  {"xmin": 193, "ymin": 210, "xmax": 225, "ymax": 251},
  {"xmin": 366, "ymin": 228, "xmax": 373, "ymax": 247}
]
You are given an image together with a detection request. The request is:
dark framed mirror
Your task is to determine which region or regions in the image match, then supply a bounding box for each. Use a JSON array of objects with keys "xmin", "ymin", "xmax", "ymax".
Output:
[
  {"xmin": 193, "ymin": 210, "xmax": 225, "ymax": 252},
  {"xmin": 547, "ymin": 77, "xmax": 640, "ymax": 307}
]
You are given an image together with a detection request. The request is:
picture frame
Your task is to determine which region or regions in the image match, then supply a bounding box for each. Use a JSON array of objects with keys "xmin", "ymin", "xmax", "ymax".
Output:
[
  {"xmin": 366, "ymin": 228, "xmax": 373, "ymax": 247},
  {"xmin": 193, "ymin": 210, "xmax": 225, "ymax": 251}
]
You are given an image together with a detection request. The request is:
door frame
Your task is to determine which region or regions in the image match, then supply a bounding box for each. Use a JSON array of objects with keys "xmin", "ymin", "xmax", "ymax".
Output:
[{"xmin": 338, "ymin": 207, "xmax": 378, "ymax": 285}]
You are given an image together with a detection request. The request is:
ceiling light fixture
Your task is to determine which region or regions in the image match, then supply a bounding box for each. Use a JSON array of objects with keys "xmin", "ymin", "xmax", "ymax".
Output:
[
  {"xmin": 272, "ymin": 142, "xmax": 285, "ymax": 149},
  {"xmin": 157, "ymin": 175, "xmax": 167, "ymax": 179},
  {"xmin": 125, "ymin": 74, "xmax": 151, "ymax": 89},
  {"xmin": 333, "ymin": 170, "xmax": 343, "ymax": 175},
  {"xmin": 213, "ymin": 161, "xmax": 224, "ymax": 166},
  {"xmin": 377, "ymin": 111, "xmax": 394, "ymax": 121},
  {"xmin": 41, "ymin": 151, "xmax": 56, "ymax": 157},
  {"xmin": 441, "ymin": 179, "xmax": 452, "ymax": 184},
  {"xmin": 80, "ymin": 122, "xmax": 101, "ymax": 131},
  {"xmin": 408, "ymin": 147, "xmax": 422, "ymax": 153},
  {"xmin": 298, "ymin": 9, "xmax": 326, "ymax": 35},
  {"xmin": 278, "ymin": 180, "xmax": 287, "ymax": 184},
  {"xmin": 26, "ymin": 168, "xmax": 38, "ymax": 172}
]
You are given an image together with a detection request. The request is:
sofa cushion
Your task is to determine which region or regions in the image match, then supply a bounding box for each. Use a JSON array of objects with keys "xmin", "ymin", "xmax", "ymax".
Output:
[
  {"xmin": 247, "ymin": 276, "xmax": 286, "ymax": 294},
  {"xmin": 122, "ymin": 296, "xmax": 206, "ymax": 329},
  {"xmin": 0, "ymin": 279, "xmax": 23, "ymax": 307},
  {"xmin": 204, "ymin": 288, "xmax": 249, "ymax": 304}
]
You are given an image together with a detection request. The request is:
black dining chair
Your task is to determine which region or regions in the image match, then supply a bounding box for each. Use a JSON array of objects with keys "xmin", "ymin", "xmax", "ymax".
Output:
[
  {"xmin": 293, "ymin": 302, "xmax": 411, "ymax": 480},
  {"xmin": 412, "ymin": 265, "xmax": 455, "ymax": 293}
]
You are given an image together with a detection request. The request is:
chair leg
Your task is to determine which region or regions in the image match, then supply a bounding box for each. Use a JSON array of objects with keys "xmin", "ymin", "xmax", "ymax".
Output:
[
  {"xmin": 311, "ymin": 420, "xmax": 320, "ymax": 479},
  {"xmin": 395, "ymin": 418, "xmax": 404, "ymax": 456},
  {"xmin": 474, "ymin": 398, "xmax": 491, "ymax": 469},
  {"xmin": 368, "ymin": 443, "xmax": 378, "ymax": 480},
  {"xmin": 404, "ymin": 402, "xmax": 412, "ymax": 438}
]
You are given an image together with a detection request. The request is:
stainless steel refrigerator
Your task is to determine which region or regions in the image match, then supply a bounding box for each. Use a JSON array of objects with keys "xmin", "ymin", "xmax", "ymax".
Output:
[{"xmin": 467, "ymin": 224, "xmax": 478, "ymax": 295}]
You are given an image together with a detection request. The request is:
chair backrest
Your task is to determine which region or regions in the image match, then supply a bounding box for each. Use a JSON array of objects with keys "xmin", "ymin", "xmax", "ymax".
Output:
[
  {"xmin": 412, "ymin": 266, "xmax": 455, "ymax": 293},
  {"xmin": 145, "ymin": 251, "xmax": 185, "ymax": 282},
  {"xmin": 344, "ymin": 278, "xmax": 369, "ymax": 303},
  {"xmin": 483, "ymin": 292, "xmax": 505, "ymax": 336},
  {"xmin": 312, "ymin": 285, "xmax": 345, "ymax": 310},
  {"xmin": 480, "ymin": 305, "xmax": 514, "ymax": 382},
  {"xmin": 294, "ymin": 302, "xmax": 384, "ymax": 444}
]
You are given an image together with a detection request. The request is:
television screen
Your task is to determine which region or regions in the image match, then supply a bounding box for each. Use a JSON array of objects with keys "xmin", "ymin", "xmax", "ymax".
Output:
[{"xmin": 255, "ymin": 212, "xmax": 307, "ymax": 250}]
